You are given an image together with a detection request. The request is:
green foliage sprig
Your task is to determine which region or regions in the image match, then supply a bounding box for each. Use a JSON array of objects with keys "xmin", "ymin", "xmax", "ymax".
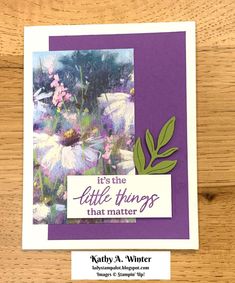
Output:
[{"xmin": 134, "ymin": 116, "xmax": 178, "ymax": 174}]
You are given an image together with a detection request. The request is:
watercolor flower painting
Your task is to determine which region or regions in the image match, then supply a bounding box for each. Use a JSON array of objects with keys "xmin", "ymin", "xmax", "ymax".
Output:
[{"xmin": 33, "ymin": 49, "xmax": 135, "ymax": 224}]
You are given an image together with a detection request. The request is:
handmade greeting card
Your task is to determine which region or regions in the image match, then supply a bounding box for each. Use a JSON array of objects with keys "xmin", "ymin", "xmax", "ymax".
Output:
[{"xmin": 23, "ymin": 22, "xmax": 198, "ymax": 249}]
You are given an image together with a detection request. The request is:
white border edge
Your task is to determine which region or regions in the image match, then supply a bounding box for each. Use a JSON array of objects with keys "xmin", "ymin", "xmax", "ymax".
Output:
[{"xmin": 22, "ymin": 22, "xmax": 198, "ymax": 250}]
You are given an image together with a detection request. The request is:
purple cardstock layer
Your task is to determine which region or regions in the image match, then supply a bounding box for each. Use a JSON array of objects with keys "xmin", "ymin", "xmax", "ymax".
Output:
[{"xmin": 48, "ymin": 32, "xmax": 189, "ymax": 240}]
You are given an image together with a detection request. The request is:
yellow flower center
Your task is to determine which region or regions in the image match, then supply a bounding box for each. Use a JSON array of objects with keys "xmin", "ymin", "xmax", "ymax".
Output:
[
  {"xmin": 63, "ymin": 129, "xmax": 76, "ymax": 139},
  {"xmin": 61, "ymin": 129, "xmax": 80, "ymax": 146}
]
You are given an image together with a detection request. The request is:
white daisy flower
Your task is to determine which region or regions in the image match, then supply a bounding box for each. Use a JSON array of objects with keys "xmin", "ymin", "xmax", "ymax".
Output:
[
  {"xmin": 116, "ymin": 149, "xmax": 135, "ymax": 175},
  {"xmin": 33, "ymin": 101, "xmax": 51, "ymax": 124},
  {"xmin": 33, "ymin": 203, "xmax": 50, "ymax": 222},
  {"xmin": 98, "ymin": 93, "xmax": 134, "ymax": 135},
  {"xmin": 33, "ymin": 88, "xmax": 53, "ymax": 124},
  {"xmin": 33, "ymin": 129, "xmax": 102, "ymax": 180},
  {"xmin": 55, "ymin": 204, "xmax": 66, "ymax": 212}
]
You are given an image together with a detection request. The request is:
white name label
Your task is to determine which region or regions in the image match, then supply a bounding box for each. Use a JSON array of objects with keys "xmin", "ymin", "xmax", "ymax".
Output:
[
  {"xmin": 67, "ymin": 175, "xmax": 172, "ymax": 219},
  {"xmin": 71, "ymin": 251, "xmax": 171, "ymax": 280}
]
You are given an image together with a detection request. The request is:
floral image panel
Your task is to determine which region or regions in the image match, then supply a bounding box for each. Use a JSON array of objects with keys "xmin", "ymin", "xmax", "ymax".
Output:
[{"xmin": 32, "ymin": 49, "xmax": 135, "ymax": 224}]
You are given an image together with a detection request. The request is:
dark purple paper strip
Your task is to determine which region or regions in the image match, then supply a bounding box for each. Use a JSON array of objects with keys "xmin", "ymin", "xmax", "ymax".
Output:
[{"xmin": 48, "ymin": 32, "xmax": 189, "ymax": 240}]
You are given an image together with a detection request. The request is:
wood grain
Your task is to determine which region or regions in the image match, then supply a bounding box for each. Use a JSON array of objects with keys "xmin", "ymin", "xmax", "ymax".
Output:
[{"xmin": 0, "ymin": 0, "xmax": 234, "ymax": 282}]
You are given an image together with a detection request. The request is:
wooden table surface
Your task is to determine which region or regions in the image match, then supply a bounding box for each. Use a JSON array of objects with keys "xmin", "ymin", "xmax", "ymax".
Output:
[{"xmin": 0, "ymin": 0, "xmax": 234, "ymax": 282}]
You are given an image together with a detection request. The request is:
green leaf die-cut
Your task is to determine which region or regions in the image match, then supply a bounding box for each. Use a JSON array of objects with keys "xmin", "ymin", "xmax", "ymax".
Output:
[
  {"xmin": 146, "ymin": 160, "xmax": 177, "ymax": 174},
  {"xmin": 145, "ymin": 129, "xmax": 155, "ymax": 155},
  {"xmin": 157, "ymin": 116, "xmax": 176, "ymax": 151},
  {"xmin": 133, "ymin": 116, "xmax": 178, "ymax": 175},
  {"xmin": 157, "ymin": 147, "xmax": 178, "ymax": 158},
  {"xmin": 133, "ymin": 137, "xmax": 145, "ymax": 174}
]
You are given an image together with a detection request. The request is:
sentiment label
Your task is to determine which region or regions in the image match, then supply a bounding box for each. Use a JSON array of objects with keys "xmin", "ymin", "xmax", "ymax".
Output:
[{"xmin": 67, "ymin": 175, "xmax": 172, "ymax": 219}]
